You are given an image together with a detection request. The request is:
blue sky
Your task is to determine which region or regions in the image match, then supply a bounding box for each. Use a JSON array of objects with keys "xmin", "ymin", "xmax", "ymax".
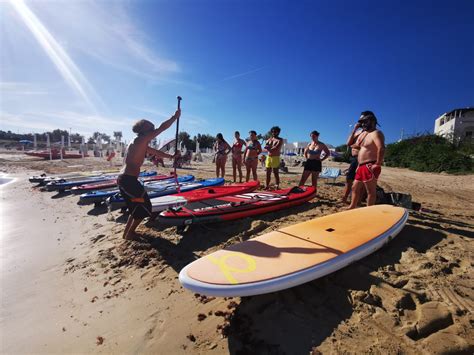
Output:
[{"xmin": 1, "ymin": 0, "xmax": 473, "ymax": 146}]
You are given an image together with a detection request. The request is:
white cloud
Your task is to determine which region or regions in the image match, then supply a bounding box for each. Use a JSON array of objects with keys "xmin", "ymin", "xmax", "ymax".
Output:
[{"xmin": 0, "ymin": 82, "xmax": 48, "ymax": 96}]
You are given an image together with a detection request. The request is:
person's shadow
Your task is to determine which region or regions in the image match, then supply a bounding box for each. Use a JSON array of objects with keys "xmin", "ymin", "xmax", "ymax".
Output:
[{"xmin": 225, "ymin": 223, "xmax": 445, "ymax": 354}]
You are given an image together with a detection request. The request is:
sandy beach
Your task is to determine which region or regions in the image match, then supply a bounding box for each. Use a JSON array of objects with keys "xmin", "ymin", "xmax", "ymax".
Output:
[{"xmin": 0, "ymin": 150, "xmax": 473, "ymax": 354}]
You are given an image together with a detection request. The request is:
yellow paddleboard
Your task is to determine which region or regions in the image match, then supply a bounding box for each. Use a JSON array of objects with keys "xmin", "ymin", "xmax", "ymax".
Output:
[{"xmin": 179, "ymin": 205, "xmax": 408, "ymax": 296}]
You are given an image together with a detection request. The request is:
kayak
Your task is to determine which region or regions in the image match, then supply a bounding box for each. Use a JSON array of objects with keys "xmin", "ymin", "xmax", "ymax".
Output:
[
  {"xmin": 150, "ymin": 180, "xmax": 260, "ymax": 212},
  {"xmin": 46, "ymin": 171, "xmax": 157, "ymax": 191},
  {"xmin": 71, "ymin": 173, "xmax": 176, "ymax": 194},
  {"xmin": 109, "ymin": 177, "xmax": 225, "ymax": 209},
  {"xmin": 79, "ymin": 175, "xmax": 195, "ymax": 204},
  {"xmin": 158, "ymin": 186, "xmax": 316, "ymax": 226}
]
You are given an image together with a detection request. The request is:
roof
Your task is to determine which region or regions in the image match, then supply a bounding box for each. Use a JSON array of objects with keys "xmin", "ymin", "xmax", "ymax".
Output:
[{"xmin": 444, "ymin": 108, "xmax": 474, "ymax": 116}]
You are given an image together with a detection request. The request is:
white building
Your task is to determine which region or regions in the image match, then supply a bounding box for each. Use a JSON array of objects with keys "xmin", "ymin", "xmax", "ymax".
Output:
[{"xmin": 434, "ymin": 108, "xmax": 474, "ymax": 141}]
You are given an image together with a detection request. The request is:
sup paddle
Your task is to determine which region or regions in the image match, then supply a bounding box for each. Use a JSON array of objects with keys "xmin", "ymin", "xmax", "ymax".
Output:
[{"xmin": 174, "ymin": 96, "xmax": 182, "ymax": 193}]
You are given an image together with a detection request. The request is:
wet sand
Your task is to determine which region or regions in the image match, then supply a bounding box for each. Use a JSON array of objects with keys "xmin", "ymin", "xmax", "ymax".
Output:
[{"xmin": 0, "ymin": 150, "xmax": 473, "ymax": 354}]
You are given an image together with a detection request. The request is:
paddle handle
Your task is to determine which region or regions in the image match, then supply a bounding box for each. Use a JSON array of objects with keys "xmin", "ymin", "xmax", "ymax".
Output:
[{"xmin": 174, "ymin": 96, "xmax": 182, "ymax": 193}]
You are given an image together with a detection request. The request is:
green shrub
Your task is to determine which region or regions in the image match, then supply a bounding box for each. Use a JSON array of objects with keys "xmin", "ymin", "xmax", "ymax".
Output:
[{"xmin": 385, "ymin": 135, "xmax": 473, "ymax": 173}]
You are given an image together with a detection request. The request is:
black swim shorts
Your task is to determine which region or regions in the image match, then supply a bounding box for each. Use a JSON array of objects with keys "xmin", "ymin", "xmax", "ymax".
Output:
[
  {"xmin": 346, "ymin": 156, "xmax": 358, "ymax": 181},
  {"xmin": 303, "ymin": 159, "xmax": 322, "ymax": 172},
  {"xmin": 117, "ymin": 174, "xmax": 152, "ymax": 219}
]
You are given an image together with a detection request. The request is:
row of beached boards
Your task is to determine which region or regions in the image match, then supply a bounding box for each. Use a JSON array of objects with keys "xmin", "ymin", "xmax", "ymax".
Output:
[{"xmin": 29, "ymin": 171, "xmax": 408, "ymax": 297}]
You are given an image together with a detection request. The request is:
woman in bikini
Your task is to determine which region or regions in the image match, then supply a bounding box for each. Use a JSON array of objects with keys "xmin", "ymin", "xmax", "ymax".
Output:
[
  {"xmin": 213, "ymin": 133, "xmax": 231, "ymax": 178},
  {"xmin": 298, "ymin": 130, "xmax": 330, "ymax": 191},
  {"xmin": 244, "ymin": 130, "xmax": 262, "ymax": 182},
  {"xmin": 231, "ymin": 131, "xmax": 247, "ymax": 182}
]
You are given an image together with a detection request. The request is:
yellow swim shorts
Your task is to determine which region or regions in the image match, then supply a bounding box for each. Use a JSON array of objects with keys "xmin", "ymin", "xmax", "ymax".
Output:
[{"xmin": 265, "ymin": 155, "xmax": 280, "ymax": 169}]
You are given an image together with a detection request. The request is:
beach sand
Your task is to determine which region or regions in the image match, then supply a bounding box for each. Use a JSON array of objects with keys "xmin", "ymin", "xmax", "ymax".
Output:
[{"xmin": 0, "ymin": 150, "xmax": 473, "ymax": 354}]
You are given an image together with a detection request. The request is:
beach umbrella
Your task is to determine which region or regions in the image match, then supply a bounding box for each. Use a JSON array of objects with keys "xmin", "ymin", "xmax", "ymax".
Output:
[{"xmin": 19, "ymin": 139, "xmax": 33, "ymax": 144}]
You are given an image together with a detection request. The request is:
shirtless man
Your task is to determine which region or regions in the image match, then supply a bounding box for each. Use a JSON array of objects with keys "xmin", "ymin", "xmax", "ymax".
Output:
[
  {"xmin": 118, "ymin": 110, "xmax": 180, "ymax": 240},
  {"xmin": 348, "ymin": 111, "xmax": 385, "ymax": 209},
  {"xmin": 264, "ymin": 126, "xmax": 284, "ymax": 190}
]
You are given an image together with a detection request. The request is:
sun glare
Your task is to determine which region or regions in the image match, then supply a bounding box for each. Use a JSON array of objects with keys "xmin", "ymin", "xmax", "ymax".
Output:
[{"xmin": 8, "ymin": 0, "xmax": 101, "ymax": 113}]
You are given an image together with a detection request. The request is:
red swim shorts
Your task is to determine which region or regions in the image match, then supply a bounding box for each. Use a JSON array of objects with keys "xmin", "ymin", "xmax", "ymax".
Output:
[{"xmin": 355, "ymin": 162, "xmax": 381, "ymax": 182}]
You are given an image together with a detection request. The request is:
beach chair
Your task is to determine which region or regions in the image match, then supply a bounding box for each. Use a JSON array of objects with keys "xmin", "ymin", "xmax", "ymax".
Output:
[{"xmin": 319, "ymin": 167, "xmax": 341, "ymax": 183}]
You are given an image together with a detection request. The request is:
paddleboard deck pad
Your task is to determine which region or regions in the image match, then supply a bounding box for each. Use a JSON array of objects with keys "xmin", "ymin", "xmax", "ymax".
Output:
[
  {"xmin": 79, "ymin": 175, "xmax": 195, "ymax": 204},
  {"xmin": 71, "ymin": 173, "xmax": 176, "ymax": 194},
  {"xmin": 150, "ymin": 180, "xmax": 260, "ymax": 213},
  {"xmin": 158, "ymin": 186, "xmax": 316, "ymax": 226},
  {"xmin": 179, "ymin": 205, "xmax": 408, "ymax": 296},
  {"xmin": 109, "ymin": 177, "xmax": 225, "ymax": 209}
]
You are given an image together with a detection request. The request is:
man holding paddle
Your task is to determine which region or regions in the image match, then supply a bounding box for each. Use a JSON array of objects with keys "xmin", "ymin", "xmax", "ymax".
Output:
[{"xmin": 118, "ymin": 103, "xmax": 181, "ymax": 240}]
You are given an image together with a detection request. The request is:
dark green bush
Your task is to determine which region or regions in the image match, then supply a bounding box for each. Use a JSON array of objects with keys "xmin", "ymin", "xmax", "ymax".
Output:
[{"xmin": 385, "ymin": 135, "xmax": 473, "ymax": 173}]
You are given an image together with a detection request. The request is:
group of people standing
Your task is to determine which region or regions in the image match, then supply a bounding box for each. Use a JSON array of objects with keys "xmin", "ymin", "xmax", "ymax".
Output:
[
  {"xmin": 212, "ymin": 110, "xmax": 385, "ymax": 208},
  {"xmin": 213, "ymin": 126, "xmax": 332, "ymax": 191}
]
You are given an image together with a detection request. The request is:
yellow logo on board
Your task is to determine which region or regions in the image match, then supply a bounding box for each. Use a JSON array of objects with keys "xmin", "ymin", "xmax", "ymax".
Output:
[{"xmin": 207, "ymin": 252, "xmax": 257, "ymax": 284}]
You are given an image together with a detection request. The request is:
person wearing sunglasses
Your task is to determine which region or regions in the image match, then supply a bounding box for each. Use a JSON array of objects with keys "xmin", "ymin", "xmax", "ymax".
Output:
[{"xmin": 347, "ymin": 111, "xmax": 385, "ymax": 209}]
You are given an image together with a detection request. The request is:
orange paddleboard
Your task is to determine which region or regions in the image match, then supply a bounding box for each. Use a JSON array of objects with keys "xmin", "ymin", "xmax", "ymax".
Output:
[{"xmin": 179, "ymin": 205, "xmax": 408, "ymax": 296}]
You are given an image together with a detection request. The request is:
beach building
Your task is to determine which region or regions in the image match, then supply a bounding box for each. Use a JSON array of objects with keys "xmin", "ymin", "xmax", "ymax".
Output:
[
  {"xmin": 434, "ymin": 108, "xmax": 474, "ymax": 142},
  {"xmin": 285, "ymin": 141, "xmax": 308, "ymax": 155}
]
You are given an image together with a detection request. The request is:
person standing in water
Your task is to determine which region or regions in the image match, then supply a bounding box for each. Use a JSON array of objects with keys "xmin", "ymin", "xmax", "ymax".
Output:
[
  {"xmin": 213, "ymin": 133, "xmax": 231, "ymax": 178},
  {"xmin": 118, "ymin": 110, "xmax": 180, "ymax": 240},
  {"xmin": 243, "ymin": 130, "xmax": 262, "ymax": 182},
  {"xmin": 231, "ymin": 131, "xmax": 247, "ymax": 182},
  {"xmin": 264, "ymin": 126, "xmax": 284, "ymax": 190},
  {"xmin": 298, "ymin": 130, "xmax": 330, "ymax": 191},
  {"xmin": 348, "ymin": 111, "xmax": 385, "ymax": 209}
]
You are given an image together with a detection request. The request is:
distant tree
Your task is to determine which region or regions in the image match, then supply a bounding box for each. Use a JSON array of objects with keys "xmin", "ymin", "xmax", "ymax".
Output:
[
  {"xmin": 196, "ymin": 133, "xmax": 216, "ymax": 149},
  {"xmin": 90, "ymin": 132, "xmax": 111, "ymax": 144},
  {"xmin": 258, "ymin": 131, "xmax": 272, "ymax": 143},
  {"xmin": 70, "ymin": 133, "xmax": 82, "ymax": 144},
  {"xmin": 113, "ymin": 131, "xmax": 122, "ymax": 142},
  {"xmin": 48, "ymin": 129, "xmax": 69, "ymax": 142},
  {"xmin": 178, "ymin": 131, "xmax": 195, "ymax": 150}
]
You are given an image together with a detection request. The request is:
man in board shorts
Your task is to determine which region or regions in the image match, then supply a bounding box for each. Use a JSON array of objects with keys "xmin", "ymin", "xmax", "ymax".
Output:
[
  {"xmin": 348, "ymin": 111, "xmax": 385, "ymax": 209},
  {"xmin": 118, "ymin": 110, "xmax": 180, "ymax": 240},
  {"xmin": 264, "ymin": 126, "xmax": 284, "ymax": 190}
]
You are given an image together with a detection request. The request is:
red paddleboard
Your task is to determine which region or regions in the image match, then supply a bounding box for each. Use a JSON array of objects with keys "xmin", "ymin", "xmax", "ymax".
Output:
[
  {"xmin": 71, "ymin": 173, "xmax": 175, "ymax": 193},
  {"xmin": 158, "ymin": 186, "xmax": 316, "ymax": 226},
  {"xmin": 150, "ymin": 180, "xmax": 260, "ymax": 213}
]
